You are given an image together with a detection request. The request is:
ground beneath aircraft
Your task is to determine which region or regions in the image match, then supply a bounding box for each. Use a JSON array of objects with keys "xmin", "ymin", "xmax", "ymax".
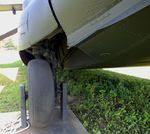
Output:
[
  {"xmin": 0, "ymin": 49, "xmax": 150, "ymax": 134},
  {"xmin": 0, "ymin": 112, "xmax": 23, "ymax": 133}
]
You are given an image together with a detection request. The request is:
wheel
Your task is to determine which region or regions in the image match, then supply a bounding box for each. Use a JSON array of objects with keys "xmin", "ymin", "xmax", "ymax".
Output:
[{"xmin": 28, "ymin": 59, "xmax": 55, "ymax": 128}]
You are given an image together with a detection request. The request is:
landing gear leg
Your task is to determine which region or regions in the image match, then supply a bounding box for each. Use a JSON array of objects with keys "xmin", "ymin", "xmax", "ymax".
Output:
[{"xmin": 18, "ymin": 59, "xmax": 87, "ymax": 134}]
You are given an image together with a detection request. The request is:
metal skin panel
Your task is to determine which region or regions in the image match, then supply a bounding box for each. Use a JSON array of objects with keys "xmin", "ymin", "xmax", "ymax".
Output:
[
  {"xmin": 23, "ymin": 0, "xmax": 31, "ymax": 9},
  {"xmin": 51, "ymin": 0, "xmax": 121, "ymax": 35},
  {"xmin": 63, "ymin": 5, "xmax": 150, "ymax": 69},
  {"xmin": 51, "ymin": 0, "xmax": 150, "ymax": 48},
  {"xmin": 16, "ymin": 0, "xmax": 58, "ymax": 50},
  {"xmin": 15, "ymin": 0, "xmax": 150, "ymax": 69}
]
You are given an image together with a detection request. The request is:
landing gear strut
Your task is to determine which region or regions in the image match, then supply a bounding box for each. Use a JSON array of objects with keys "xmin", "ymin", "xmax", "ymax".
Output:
[{"xmin": 18, "ymin": 59, "xmax": 87, "ymax": 134}]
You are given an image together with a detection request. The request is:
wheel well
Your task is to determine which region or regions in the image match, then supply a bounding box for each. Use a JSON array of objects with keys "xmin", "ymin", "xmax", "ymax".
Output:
[{"xmin": 19, "ymin": 33, "xmax": 68, "ymax": 67}]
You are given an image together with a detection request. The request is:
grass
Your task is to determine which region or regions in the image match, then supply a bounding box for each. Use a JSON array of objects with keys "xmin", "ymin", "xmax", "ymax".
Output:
[
  {"xmin": 0, "ymin": 61, "xmax": 149, "ymax": 133},
  {"xmin": 0, "ymin": 60, "xmax": 22, "ymax": 68},
  {"xmin": 60, "ymin": 70, "xmax": 150, "ymax": 134},
  {"xmin": 0, "ymin": 60, "xmax": 27, "ymax": 112}
]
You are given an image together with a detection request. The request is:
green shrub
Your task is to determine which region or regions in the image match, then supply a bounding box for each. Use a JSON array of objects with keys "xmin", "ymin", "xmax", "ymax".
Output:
[{"xmin": 60, "ymin": 69, "xmax": 150, "ymax": 134}]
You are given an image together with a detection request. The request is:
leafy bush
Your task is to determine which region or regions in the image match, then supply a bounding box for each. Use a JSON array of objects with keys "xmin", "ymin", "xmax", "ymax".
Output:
[{"xmin": 60, "ymin": 69, "xmax": 150, "ymax": 134}]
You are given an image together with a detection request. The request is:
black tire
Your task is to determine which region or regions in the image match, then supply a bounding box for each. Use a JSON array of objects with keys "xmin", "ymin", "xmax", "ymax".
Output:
[{"xmin": 28, "ymin": 59, "xmax": 55, "ymax": 128}]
